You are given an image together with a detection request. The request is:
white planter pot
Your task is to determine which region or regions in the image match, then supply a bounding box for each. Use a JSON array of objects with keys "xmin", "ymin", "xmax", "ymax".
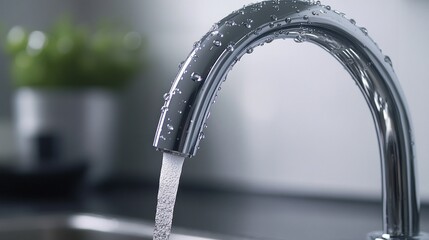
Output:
[{"xmin": 13, "ymin": 88, "xmax": 119, "ymax": 184}]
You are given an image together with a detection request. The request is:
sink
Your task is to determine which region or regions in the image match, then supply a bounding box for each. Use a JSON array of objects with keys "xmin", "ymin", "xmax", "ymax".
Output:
[{"xmin": 0, "ymin": 213, "xmax": 249, "ymax": 240}]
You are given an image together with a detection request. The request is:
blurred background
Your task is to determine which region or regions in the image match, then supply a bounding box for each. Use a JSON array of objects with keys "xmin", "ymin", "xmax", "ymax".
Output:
[{"xmin": 0, "ymin": 0, "xmax": 428, "ymax": 203}]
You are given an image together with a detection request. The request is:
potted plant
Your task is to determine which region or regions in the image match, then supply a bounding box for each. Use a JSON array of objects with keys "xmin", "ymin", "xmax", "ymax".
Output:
[{"xmin": 4, "ymin": 18, "xmax": 144, "ymax": 185}]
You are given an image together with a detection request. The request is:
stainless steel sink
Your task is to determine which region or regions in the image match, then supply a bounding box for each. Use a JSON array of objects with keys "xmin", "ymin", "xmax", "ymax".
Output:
[{"xmin": 0, "ymin": 213, "xmax": 248, "ymax": 240}]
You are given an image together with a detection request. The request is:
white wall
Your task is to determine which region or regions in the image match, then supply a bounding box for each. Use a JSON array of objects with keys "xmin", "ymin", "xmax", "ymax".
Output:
[{"xmin": 135, "ymin": 0, "xmax": 429, "ymax": 202}]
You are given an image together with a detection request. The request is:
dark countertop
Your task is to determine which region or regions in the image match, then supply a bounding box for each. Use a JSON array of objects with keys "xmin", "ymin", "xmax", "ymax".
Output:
[{"xmin": 0, "ymin": 182, "xmax": 428, "ymax": 240}]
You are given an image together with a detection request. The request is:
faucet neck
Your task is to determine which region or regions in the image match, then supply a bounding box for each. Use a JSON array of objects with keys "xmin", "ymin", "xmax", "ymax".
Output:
[{"xmin": 154, "ymin": 1, "xmax": 425, "ymax": 238}]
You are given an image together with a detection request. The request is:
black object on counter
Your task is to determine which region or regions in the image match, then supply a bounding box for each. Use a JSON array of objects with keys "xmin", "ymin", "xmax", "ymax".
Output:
[{"xmin": 0, "ymin": 160, "xmax": 88, "ymax": 199}]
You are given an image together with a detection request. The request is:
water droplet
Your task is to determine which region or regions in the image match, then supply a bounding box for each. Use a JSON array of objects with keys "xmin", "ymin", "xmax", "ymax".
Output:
[
  {"xmin": 303, "ymin": 15, "xmax": 309, "ymax": 20},
  {"xmin": 227, "ymin": 44, "xmax": 235, "ymax": 52},
  {"xmin": 242, "ymin": 19, "xmax": 253, "ymax": 29},
  {"xmin": 163, "ymin": 93, "xmax": 171, "ymax": 101},
  {"xmin": 271, "ymin": 15, "xmax": 278, "ymax": 21},
  {"xmin": 161, "ymin": 106, "xmax": 169, "ymax": 112},
  {"xmin": 167, "ymin": 124, "xmax": 174, "ymax": 131},
  {"xmin": 178, "ymin": 110, "xmax": 183, "ymax": 114},
  {"xmin": 285, "ymin": 18, "xmax": 292, "ymax": 24},
  {"xmin": 296, "ymin": 9, "xmax": 300, "ymax": 13},
  {"xmin": 312, "ymin": 11, "xmax": 318, "ymax": 15},
  {"xmin": 294, "ymin": 35, "xmax": 305, "ymax": 43},
  {"xmin": 266, "ymin": 38, "xmax": 274, "ymax": 43},
  {"xmin": 316, "ymin": 0, "xmax": 321, "ymax": 5},
  {"xmin": 178, "ymin": 61, "xmax": 185, "ymax": 69},
  {"xmin": 210, "ymin": 23, "xmax": 219, "ymax": 32},
  {"xmin": 253, "ymin": 27, "xmax": 262, "ymax": 35},
  {"xmin": 273, "ymin": 5, "xmax": 280, "ymax": 11},
  {"xmin": 213, "ymin": 40, "xmax": 222, "ymax": 47},
  {"xmin": 325, "ymin": 5, "xmax": 331, "ymax": 10},
  {"xmin": 246, "ymin": 47, "xmax": 254, "ymax": 54},
  {"xmin": 384, "ymin": 55, "xmax": 393, "ymax": 66},
  {"xmin": 204, "ymin": 123, "xmax": 208, "ymax": 129},
  {"xmin": 350, "ymin": 19, "xmax": 356, "ymax": 25},
  {"xmin": 191, "ymin": 72, "xmax": 203, "ymax": 82},
  {"xmin": 193, "ymin": 41, "xmax": 201, "ymax": 48},
  {"xmin": 198, "ymin": 132, "xmax": 205, "ymax": 140},
  {"xmin": 225, "ymin": 20, "xmax": 236, "ymax": 27},
  {"xmin": 269, "ymin": 22, "xmax": 275, "ymax": 28},
  {"xmin": 210, "ymin": 30, "xmax": 219, "ymax": 36},
  {"xmin": 160, "ymin": 135, "xmax": 167, "ymax": 141},
  {"xmin": 360, "ymin": 27, "xmax": 368, "ymax": 35},
  {"xmin": 244, "ymin": 18, "xmax": 253, "ymax": 28},
  {"xmin": 192, "ymin": 55, "xmax": 199, "ymax": 62}
]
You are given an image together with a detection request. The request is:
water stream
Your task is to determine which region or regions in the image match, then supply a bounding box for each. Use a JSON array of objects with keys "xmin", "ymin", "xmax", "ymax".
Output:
[{"xmin": 153, "ymin": 152, "xmax": 185, "ymax": 240}]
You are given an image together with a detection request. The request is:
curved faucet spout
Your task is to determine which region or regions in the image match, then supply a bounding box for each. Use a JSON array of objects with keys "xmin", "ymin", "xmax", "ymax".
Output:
[{"xmin": 153, "ymin": 1, "xmax": 426, "ymax": 239}]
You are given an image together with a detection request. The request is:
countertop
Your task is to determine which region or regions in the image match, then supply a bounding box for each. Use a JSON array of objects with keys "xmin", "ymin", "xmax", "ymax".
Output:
[{"xmin": 0, "ymin": 182, "xmax": 428, "ymax": 240}]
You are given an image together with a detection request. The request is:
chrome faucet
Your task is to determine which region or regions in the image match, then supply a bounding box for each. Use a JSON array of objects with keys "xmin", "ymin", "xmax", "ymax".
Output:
[{"xmin": 153, "ymin": 1, "xmax": 428, "ymax": 239}]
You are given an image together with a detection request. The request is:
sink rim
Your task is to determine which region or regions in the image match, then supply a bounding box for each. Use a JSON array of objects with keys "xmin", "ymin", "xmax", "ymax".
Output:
[{"xmin": 0, "ymin": 213, "xmax": 252, "ymax": 240}]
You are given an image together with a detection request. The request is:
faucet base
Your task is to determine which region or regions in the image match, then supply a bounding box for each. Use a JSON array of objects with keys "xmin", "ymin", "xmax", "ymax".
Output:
[{"xmin": 368, "ymin": 231, "xmax": 429, "ymax": 240}]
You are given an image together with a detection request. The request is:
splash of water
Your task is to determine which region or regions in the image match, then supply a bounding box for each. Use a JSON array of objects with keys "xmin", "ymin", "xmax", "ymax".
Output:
[{"xmin": 153, "ymin": 152, "xmax": 185, "ymax": 240}]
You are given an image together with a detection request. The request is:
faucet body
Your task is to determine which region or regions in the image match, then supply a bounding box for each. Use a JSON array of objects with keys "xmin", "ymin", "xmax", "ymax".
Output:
[{"xmin": 153, "ymin": 1, "xmax": 427, "ymax": 239}]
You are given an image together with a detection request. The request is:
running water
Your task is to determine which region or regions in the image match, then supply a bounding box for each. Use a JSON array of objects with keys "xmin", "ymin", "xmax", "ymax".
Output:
[{"xmin": 153, "ymin": 152, "xmax": 185, "ymax": 240}]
